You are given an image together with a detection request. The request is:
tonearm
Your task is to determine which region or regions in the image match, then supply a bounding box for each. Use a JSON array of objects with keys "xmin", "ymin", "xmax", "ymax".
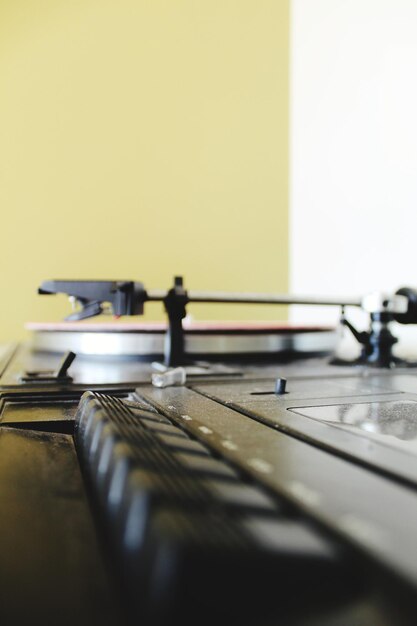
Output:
[{"xmin": 38, "ymin": 278, "xmax": 417, "ymax": 368}]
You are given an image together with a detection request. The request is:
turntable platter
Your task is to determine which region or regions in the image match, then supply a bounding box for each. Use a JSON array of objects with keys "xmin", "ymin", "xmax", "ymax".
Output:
[{"xmin": 26, "ymin": 320, "xmax": 336, "ymax": 357}]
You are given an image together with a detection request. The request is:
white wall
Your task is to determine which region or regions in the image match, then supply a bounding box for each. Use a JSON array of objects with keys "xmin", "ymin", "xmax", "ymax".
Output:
[{"xmin": 290, "ymin": 0, "xmax": 417, "ymax": 347}]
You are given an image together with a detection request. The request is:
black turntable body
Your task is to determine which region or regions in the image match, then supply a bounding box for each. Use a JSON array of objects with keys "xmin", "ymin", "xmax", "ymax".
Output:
[{"xmin": 3, "ymin": 278, "xmax": 417, "ymax": 625}]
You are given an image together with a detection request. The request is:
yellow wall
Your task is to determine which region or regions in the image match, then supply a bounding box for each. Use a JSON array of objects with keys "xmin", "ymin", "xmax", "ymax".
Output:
[{"xmin": 0, "ymin": 0, "xmax": 289, "ymax": 340}]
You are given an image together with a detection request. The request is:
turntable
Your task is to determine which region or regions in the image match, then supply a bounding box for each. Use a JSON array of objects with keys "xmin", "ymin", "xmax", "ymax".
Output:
[{"xmin": 2, "ymin": 277, "xmax": 417, "ymax": 625}]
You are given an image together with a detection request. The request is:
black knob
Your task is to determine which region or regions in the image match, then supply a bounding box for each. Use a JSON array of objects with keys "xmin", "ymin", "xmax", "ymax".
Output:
[{"xmin": 275, "ymin": 378, "xmax": 287, "ymax": 395}]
